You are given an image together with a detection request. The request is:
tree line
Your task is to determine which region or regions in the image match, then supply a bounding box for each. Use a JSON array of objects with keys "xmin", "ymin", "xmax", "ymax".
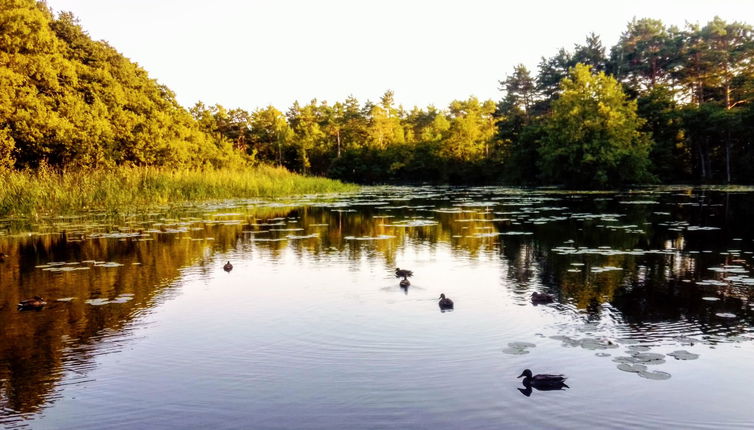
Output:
[
  {"xmin": 0, "ymin": 0, "xmax": 244, "ymax": 170},
  {"xmin": 2, "ymin": 1, "xmax": 754, "ymax": 187}
]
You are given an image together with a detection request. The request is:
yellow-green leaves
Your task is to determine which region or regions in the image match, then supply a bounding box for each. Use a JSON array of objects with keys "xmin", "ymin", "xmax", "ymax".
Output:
[{"xmin": 539, "ymin": 64, "xmax": 653, "ymax": 187}]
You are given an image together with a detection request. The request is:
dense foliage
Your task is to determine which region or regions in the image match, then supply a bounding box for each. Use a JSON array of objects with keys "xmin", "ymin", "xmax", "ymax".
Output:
[
  {"xmin": 194, "ymin": 17, "xmax": 754, "ymax": 187},
  {"xmin": 2, "ymin": 2, "xmax": 754, "ymax": 187},
  {"xmin": 0, "ymin": 0, "xmax": 244, "ymax": 169}
]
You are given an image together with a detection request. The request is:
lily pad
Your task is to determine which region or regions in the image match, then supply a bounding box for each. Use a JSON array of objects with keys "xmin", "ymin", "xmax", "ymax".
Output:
[
  {"xmin": 715, "ymin": 312, "xmax": 737, "ymax": 318},
  {"xmin": 502, "ymin": 347, "xmax": 530, "ymax": 355},
  {"xmin": 630, "ymin": 352, "xmax": 666, "ymax": 365},
  {"xmin": 626, "ymin": 345, "xmax": 651, "ymax": 352},
  {"xmin": 638, "ymin": 370, "xmax": 672, "ymax": 380},
  {"xmin": 667, "ymin": 350, "xmax": 699, "ymax": 360},
  {"xmin": 508, "ymin": 342, "xmax": 536, "ymax": 349},
  {"xmin": 617, "ymin": 363, "xmax": 647, "ymax": 373},
  {"xmin": 85, "ymin": 298, "xmax": 110, "ymax": 305},
  {"xmin": 580, "ymin": 338, "xmax": 618, "ymax": 350}
]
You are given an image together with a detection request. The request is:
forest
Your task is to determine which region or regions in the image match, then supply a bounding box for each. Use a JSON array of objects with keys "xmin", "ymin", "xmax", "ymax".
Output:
[{"xmin": 2, "ymin": 0, "xmax": 754, "ymax": 187}]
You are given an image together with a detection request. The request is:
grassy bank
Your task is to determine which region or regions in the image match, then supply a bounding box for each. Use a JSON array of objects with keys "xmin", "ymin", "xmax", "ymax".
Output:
[{"xmin": 0, "ymin": 165, "xmax": 357, "ymax": 217}]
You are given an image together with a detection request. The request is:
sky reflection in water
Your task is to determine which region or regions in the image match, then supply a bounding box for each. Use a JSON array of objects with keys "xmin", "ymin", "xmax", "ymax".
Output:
[{"xmin": 0, "ymin": 186, "xmax": 753, "ymax": 429}]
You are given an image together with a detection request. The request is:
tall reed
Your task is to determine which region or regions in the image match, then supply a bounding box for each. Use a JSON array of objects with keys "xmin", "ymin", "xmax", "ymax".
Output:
[{"xmin": 0, "ymin": 165, "xmax": 357, "ymax": 217}]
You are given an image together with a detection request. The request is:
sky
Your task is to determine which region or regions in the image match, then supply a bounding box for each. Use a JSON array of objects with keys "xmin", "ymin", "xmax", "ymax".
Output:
[{"xmin": 45, "ymin": 0, "xmax": 754, "ymax": 112}]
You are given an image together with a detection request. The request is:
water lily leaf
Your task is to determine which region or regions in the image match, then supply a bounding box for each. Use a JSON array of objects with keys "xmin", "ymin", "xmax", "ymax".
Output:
[
  {"xmin": 85, "ymin": 298, "xmax": 110, "ymax": 305},
  {"xmin": 508, "ymin": 342, "xmax": 536, "ymax": 349},
  {"xmin": 638, "ymin": 370, "xmax": 671, "ymax": 380},
  {"xmin": 715, "ymin": 312, "xmax": 737, "ymax": 318},
  {"xmin": 667, "ymin": 350, "xmax": 699, "ymax": 360},
  {"xmin": 617, "ymin": 363, "xmax": 647, "ymax": 373},
  {"xmin": 502, "ymin": 347, "xmax": 529, "ymax": 355}
]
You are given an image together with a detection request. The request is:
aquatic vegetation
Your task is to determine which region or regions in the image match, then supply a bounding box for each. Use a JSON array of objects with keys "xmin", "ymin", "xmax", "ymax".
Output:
[
  {"xmin": 617, "ymin": 363, "xmax": 647, "ymax": 373},
  {"xmin": 0, "ymin": 165, "xmax": 356, "ymax": 217},
  {"xmin": 667, "ymin": 350, "xmax": 700, "ymax": 360},
  {"xmin": 637, "ymin": 370, "xmax": 671, "ymax": 380}
]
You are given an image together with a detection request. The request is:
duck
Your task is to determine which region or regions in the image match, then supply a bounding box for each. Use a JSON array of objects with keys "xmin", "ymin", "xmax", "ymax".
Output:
[
  {"xmin": 223, "ymin": 261, "xmax": 233, "ymax": 272},
  {"xmin": 395, "ymin": 268, "xmax": 413, "ymax": 280},
  {"xmin": 531, "ymin": 291, "xmax": 554, "ymax": 304},
  {"xmin": 399, "ymin": 278, "xmax": 410, "ymax": 288},
  {"xmin": 438, "ymin": 293, "xmax": 454, "ymax": 310},
  {"xmin": 18, "ymin": 296, "xmax": 47, "ymax": 311},
  {"xmin": 517, "ymin": 369, "xmax": 568, "ymax": 388}
]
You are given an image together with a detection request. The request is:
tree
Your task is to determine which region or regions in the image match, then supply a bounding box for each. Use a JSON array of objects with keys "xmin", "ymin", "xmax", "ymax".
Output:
[
  {"xmin": 538, "ymin": 64, "xmax": 654, "ymax": 187},
  {"xmin": 573, "ymin": 33, "xmax": 608, "ymax": 72},
  {"xmin": 536, "ymin": 48, "xmax": 573, "ymax": 100},
  {"xmin": 442, "ymin": 97, "xmax": 498, "ymax": 161},
  {"xmin": 610, "ymin": 18, "xmax": 676, "ymax": 92},
  {"xmin": 499, "ymin": 64, "xmax": 537, "ymax": 119},
  {"xmin": 248, "ymin": 105, "xmax": 289, "ymax": 165}
]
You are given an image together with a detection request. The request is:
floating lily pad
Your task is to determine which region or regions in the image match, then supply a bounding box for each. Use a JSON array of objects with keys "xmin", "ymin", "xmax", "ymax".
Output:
[
  {"xmin": 630, "ymin": 352, "xmax": 666, "ymax": 365},
  {"xmin": 550, "ymin": 335, "xmax": 581, "ymax": 347},
  {"xmin": 56, "ymin": 297, "xmax": 76, "ymax": 302},
  {"xmin": 595, "ymin": 352, "xmax": 612, "ymax": 357},
  {"xmin": 702, "ymin": 297, "xmax": 721, "ymax": 301},
  {"xmin": 502, "ymin": 347, "xmax": 530, "ymax": 355},
  {"xmin": 617, "ymin": 363, "xmax": 647, "ymax": 373},
  {"xmin": 626, "ymin": 345, "xmax": 651, "ymax": 352},
  {"xmin": 580, "ymin": 338, "xmax": 618, "ymax": 350},
  {"xmin": 715, "ymin": 312, "xmax": 737, "ymax": 318},
  {"xmin": 667, "ymin": 350, "xmax": 699, "ymax": 360},
  {"xmin": 508, "ymin": 342, "xmax": 536, "ymax": 349},
  {"xmin": 85, "ymin": 298, "xmax": 110, "ymax": 305},
  {"xmin": 95, "ymin": 262, "xmax": 124, "ymax": 268},
  {"xmin": 638, "ymin": 370, "xmax": 671, "ymax": 380}
]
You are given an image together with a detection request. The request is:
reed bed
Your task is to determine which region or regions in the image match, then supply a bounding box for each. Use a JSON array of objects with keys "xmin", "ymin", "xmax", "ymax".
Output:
[{"xmin": 0, "ymin": 165, "xmax": 357, "ymax": 217}]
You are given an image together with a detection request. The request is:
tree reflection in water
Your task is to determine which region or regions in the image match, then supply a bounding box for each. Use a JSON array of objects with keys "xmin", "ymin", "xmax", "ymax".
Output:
[{"xmin": 0, "ymin": 186, "xmax": 752, "ymax": 422}]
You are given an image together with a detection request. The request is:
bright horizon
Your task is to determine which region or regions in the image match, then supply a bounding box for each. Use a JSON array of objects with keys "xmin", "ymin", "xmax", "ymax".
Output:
[{"xmin": 45, "ymin": 0, "xmax": 754, "ymax": 112}]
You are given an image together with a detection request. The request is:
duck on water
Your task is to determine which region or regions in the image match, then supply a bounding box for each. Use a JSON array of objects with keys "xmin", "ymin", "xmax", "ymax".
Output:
[
  {"xmin": 531, "ymin": 291, "xmax": 554, "ymax": 304},
  {"xmin": 395, "ymin": 268, "xmax": 413, "ymax": 279},
  {"xmin": 438, "ymin": 293, "xmax": 454, "ymax": 310},
  {"xmin": 18, "ymin": 296, "xmax": 47, "ymax": 311},
  {"xmin": 517, "ymin": 369, "xmax": 568, "ymax": 397}
]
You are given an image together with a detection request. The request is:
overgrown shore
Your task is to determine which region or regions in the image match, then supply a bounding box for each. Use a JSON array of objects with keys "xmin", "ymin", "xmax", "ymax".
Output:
[{"xmin": 0, "ymin": 165, "xmax": 356, "ymax": 217}]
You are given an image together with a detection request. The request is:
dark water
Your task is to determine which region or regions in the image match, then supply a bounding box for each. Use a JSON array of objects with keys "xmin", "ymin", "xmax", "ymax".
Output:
[{"xmin": 1, "ymin": 186, "xmax": 753, "ymax": 429}]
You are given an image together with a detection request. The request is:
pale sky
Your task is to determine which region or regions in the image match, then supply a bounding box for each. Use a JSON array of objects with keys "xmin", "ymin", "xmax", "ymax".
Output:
[{"xmin": 45, "ymin": 0, "xmax": 754, "ymax": 111}]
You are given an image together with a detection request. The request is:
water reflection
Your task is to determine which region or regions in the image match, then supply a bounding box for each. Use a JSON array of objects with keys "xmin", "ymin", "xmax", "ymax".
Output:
[{"xmin": 0, "ymin": 186, "xmax": 753, "ymax": 427}]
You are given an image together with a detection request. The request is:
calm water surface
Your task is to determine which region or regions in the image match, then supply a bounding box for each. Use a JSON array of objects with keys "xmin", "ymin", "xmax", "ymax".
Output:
[{"xmin": 1, "ymin": 186, "xmax": 753, "ymax": 429}]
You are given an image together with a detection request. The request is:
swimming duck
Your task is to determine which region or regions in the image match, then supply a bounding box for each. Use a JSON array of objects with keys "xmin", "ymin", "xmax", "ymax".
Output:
[
  {"xmin": 438, "ymin": 293, "xmax": 454, "ymax": 310},
  {"xmin": 517, "ymin": 369, "xmax": 567, "ymax": 387},
  {"xmin": 18, "ymin": 296, "xmax": 47, "ymax": 311},
  {"xmin": 399, "ymin": 278, "xmax": 410, "ymax": 288},
  {"xmin": 531, "ymin": 291, "xmax": 554, "ymax": 304},
  {"xmin": 395, "ymin": 268, "xmax": 413, "ymax": 280},
  {"xmin": 223, "ymin": 261, "xmax": 233, "ymax": 272}
]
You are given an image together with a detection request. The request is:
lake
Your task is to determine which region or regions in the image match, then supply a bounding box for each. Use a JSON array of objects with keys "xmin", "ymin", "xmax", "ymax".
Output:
[{"xmin": 1, "ymin": 186, "xmax": 753, "ymax": 429}]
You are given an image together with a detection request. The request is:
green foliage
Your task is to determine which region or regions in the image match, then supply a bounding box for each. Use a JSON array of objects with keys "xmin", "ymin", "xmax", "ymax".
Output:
[
  {"xmin": 0, "ymin": 1, "xmax": 245, "ymax": 169},
  {"xmin": 637, "ymin": 86, "xmax": 690, "ymax": 181},
  {"xmin": 3, "ymin": 4, "xmax": 754, "ymax": 188},
  {"xmin": 0, "ymin": 165, "xmax": 355, "ymax": 217},
  {"xmin": 538, "ymin": 64, "xmax": 654, "ymax": 187}
]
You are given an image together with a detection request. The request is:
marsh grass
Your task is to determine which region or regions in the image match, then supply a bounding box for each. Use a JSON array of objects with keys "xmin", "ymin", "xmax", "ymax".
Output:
[{"xmin": 0, "ymin": 165, "xmax": 357, "ymax": 217}]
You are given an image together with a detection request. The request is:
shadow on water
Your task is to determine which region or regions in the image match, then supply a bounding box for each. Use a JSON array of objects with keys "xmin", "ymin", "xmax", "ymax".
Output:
[{"xmin": 0, "ymin": 186, "xmax": 752, "ymax": 426}]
